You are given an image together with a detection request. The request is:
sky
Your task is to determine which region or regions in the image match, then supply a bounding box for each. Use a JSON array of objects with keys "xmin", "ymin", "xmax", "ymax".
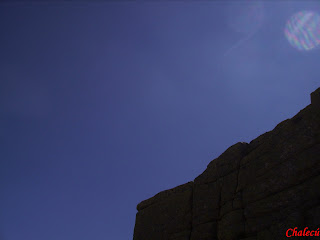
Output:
[{"xmin": 1, "ymin": 1, "xmax": 320, "ymax": 240}]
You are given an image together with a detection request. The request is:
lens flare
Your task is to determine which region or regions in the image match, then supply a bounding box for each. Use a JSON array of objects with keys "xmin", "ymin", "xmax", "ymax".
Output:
[
  {"xmin": 284, "ymin": 11, "xmax": 320, "ymax": 51},
  {"xmin": 224, "ymin": 0, "xmax": 265, "ymax": 56}
]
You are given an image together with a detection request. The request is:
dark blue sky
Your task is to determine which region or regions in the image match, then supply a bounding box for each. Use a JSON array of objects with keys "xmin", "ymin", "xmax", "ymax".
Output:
[{"xmin": 1, "ymin": 2, "xmax": 320, "ymax": 240}]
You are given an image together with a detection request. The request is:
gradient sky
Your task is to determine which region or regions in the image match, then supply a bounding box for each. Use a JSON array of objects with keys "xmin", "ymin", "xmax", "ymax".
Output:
[{"xmin": 1, "ymin": 1, "xmax": 320, "ymax": 240}]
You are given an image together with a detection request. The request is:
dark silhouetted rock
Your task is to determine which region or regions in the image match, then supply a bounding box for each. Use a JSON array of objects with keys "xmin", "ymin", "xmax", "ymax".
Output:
[
  {"xmin": 134, "ymin": 182, "xmax": 193, "ymax": 240},
  {"xmin": 311, "ymin": 87, "xmax": 320, "ymax": 109},
  {"xmin": 133, "ymin": 88, "xmax": 320, "ymax": 240}
]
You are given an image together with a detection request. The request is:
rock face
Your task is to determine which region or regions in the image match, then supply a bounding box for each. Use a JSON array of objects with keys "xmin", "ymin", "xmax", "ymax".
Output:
[
  {"xmin": 133, "ymin": 88, "xmax": 320, "ymax": 240},
  {"xmin": 311, "ymin": 87, "xmax": 320, "ymax": 109}
]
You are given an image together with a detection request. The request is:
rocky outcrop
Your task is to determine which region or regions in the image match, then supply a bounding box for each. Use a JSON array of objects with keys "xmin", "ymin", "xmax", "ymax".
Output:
[
  {"xmin": 311, "ymin": 87, "xmax": 320, "ymax": 109},
  {"xmin": 133, "ymin": 87, "xmax": 320, "ymax": 240},
  {"xmin": 134, "ymin": 182, "xmax": 193, "ymax": 240}
]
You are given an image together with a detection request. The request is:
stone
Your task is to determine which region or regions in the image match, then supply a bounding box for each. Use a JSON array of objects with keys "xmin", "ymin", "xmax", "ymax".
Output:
[
  {"xmin": 190, "ymin": 221, "xmax": 217, "ymax": 240},
  {"xmin": 311, "ymin": 87, "xmax": 320, "ymax": 109},
  {"xmin": 217, "ymin": 209, "xmax": 245, "ymax": 240},
  {"xmin": 133, "ymin": 87, "xmax": 320, "ymax": 240},
  {"xmin": 133, "ymin": 182, "xmax": 193, "ymax": 240}
]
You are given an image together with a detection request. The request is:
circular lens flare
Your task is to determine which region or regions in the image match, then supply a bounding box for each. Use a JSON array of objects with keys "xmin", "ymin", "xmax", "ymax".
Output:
[{"xmin": 285, "ymin": 11, "xmax": 320, "ymax": 51}]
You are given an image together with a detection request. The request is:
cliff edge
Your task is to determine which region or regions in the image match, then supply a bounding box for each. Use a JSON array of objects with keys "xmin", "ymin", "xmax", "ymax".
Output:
[{"xmin": 133, "ymin": 87, "xmax": 320, "ymax": 240}]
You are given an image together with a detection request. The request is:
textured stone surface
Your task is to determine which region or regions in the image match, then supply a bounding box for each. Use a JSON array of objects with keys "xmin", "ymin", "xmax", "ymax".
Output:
[
  {"xmin": 133, "ymin": 182, "xmax": 193, "ymax": 240},
  {"xmin": 133, "ymin": 88, "xmax": 320, "ymax": 240},
  {"xmin": 311, "ymin": 87, "xmax": 320, "ymax": 109}
]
